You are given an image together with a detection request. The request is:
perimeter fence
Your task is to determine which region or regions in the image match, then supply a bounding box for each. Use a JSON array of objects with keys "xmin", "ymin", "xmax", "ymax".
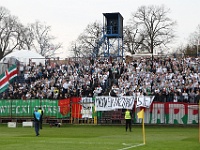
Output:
[{"xmin": 0, "ymin": 98, "xmax": 199, "ymax": 125}]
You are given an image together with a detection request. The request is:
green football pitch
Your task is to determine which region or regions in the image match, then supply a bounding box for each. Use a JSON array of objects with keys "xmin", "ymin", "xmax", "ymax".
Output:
[{"xmin": 0, "ymin": 124, "xmax": 199, "ymax": 150}]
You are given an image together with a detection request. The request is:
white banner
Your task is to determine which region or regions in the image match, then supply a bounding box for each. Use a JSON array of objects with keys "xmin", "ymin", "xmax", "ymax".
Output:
[
  {"xmin": 136, "ymin": 95, "xmax": 155, "ymax": 108},
  {"xmin": 81, "ymin": 103, "xmax": 93, "ymax": 118},
  {"xmin": 80, "ymin": 97, "xmax": 93, "ymax": 118},
  {"xmin": 95, "ymin": 96, "xmax": 135, "ymax": 111}
]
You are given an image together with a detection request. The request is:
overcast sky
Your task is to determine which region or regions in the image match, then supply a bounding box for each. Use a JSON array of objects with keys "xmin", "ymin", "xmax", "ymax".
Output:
[{"xmin": 1, "ymin": 0, "xmax": 200, "ymax": 57}]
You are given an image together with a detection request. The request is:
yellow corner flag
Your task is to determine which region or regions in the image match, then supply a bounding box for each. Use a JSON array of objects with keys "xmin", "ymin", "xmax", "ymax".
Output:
[
  {"xmin": 137, "ymin": 109, "xmax": 144, "ymax": 119},
  {"xmin": 137, "ymin": 109, "xmax": 146, "ymax": 144}
]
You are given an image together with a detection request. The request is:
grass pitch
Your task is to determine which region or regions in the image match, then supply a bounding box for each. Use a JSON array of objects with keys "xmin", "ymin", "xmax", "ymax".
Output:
[{"xmin": 0, "ymin": 124, "xmax": 199, "ymax": 150}]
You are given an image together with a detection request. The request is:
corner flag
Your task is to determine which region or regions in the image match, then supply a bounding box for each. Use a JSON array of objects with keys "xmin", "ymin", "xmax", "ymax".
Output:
[
  {"xmin": 137, "ymin": 109, "xmax": 144, "ymax": 119},
  {"xmin": 137, "ymin": 109, "xmax": 146, "ymax": 144}
]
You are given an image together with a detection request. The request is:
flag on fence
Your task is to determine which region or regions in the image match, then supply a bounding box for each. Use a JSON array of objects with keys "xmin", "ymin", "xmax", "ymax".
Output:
[{"xmin": 0, "ymin": 65, "xmax": 18, "ymax": 93}]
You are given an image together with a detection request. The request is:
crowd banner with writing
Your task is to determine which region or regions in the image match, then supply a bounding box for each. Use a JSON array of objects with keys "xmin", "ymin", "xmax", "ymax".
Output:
[
  {"xmin": 95, "ymin": 96, "xmax": 135, "ymax": 111},
  {"xmin": 0, "ymin": 98, "xmax": 199, "ymax": 125},
  {"xmin": 135, "ymin": 102, "xmax": 199, "ymax": 124},
  {"xmin": 0, "ymin": 99, "xmax": 70, "ymax": 118},
  {"xmin": 71, "ymin": 97, "xmax": 94, "ymax": 119},
  {"xmin": 136, "ymin": 95, "xmax": 155, "ymax": 108},
  {"xmin": 80, "ymin": 97, "xmax": 93, "ymax": 118}
]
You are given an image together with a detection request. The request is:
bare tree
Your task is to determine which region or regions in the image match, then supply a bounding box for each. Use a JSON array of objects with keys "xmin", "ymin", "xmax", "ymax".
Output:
[
  {"xmin": 0, "ymin": 7, "xmax": 23, "ymax": 60},
  {"xmin": 31, "ymin": 21, "xmax": 62, "ymax": 57},
  {"xmin": 75, "ymin": 21, "xmax": 103, "ymax": 57},
  {"xmin": 189, "ymin": 25, "xmax": 200, "ymax": 45},
  {"xmin": 123, "ymin": 25, "xmax": 144, "ymax": 55},
  {"xmin": 130, "ymin": 5, "xmax": 176, "ymax": 54},
  {"xmin": 69, "ymin": 41, "xmax": 81, "ymax": 58},
  {"xmin": 188, "ymin": 24, "xmax": 200, "ymax": 56},
  {"xmin": 17, "ymin": 24, "xmax": 35, "ymax": 50}
]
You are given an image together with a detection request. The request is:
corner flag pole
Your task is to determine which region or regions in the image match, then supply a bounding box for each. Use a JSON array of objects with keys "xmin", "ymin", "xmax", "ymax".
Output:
[
  {"xmin": 137, "ymin": 109, "xmax": 146, "ymax": 144},
  {"xmin": 142, "ymin": 109, "xmax": 146, "ymax": 144}
]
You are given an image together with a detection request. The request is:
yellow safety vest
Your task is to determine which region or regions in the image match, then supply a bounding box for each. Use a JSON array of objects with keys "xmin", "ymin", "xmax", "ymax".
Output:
[
  {"xmin": 125, "ymin": 110, "xmax": 131, "ymax": 119},
  {"xmin": 38, "ymin": 109, "xmax": 42, "ymax": 114}
]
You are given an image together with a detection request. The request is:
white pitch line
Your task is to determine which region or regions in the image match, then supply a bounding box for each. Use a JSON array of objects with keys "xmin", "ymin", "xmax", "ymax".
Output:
[
  {"xmin": 122, "ymin": 143, "xmax": 132, "ymax": 146},
  {"xmin": 117, "ymin": 143, "xmax": 145, "ymax": 150}
]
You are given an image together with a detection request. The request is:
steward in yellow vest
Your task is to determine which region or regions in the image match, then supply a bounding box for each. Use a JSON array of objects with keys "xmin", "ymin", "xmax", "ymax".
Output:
[
  {"xmin": 125, "ymin": 109, "xmax": 132, "ymax": 132},
  {"xmin": 38, "ymin": 107, "xmax": 43, "ymax": 129}
]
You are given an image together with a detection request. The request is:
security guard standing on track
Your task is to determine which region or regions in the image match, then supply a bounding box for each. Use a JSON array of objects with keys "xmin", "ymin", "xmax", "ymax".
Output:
[
  {"xmin": 125, "ymin": 109, "xmax": 132, "ymax": 132},
  {"xmin": 33, "ymin": 109, "xmax": 41, "ymax": 136},
  {"xmin": 38, "ymin": 107, "xmax": 43, "ymax": 129}
]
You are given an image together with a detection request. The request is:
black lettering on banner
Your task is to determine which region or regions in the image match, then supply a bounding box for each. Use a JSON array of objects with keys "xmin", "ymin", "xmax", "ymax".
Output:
[
  {"xmin": 125, "ymin": 97, "xmax": 133, "ymax": 108},
  {"xmin": 95, "ymin": 96, "xmax": 135, "ymax": 110},
  {"xmin": 136, "ymin": 96, "xmax": 143, "ymax": 107},
  {"xmin": 82, "ymin": 104, "xmax": 91, "ymax": 110},
  {"xmin": 95, "ymin": 97, "xmax": 103, "ymax": 107},
  {"xmin": 118, "ymin": 97, "xmax": 123, "ymax": 107},
  {"xmin": 104, "ymin": 97, "xmax": 107, "ymax": 108},
  {"xmin": 120, "ymin": 97, "xmax": 126, "ymax": 108},
  {"xmin": 95, "ymin": 97, "xmax": 108, "ymax": 108},
  {"xmin": 112, "ymin": 97, "xmax": 118, "ymax": 107},
  {"xmin": 107, "ymin": 97, "xmax": 112, "ymax": 108},
  {"xmin": 81, "ymin": 97, "xmax": 92, "ymax": 104},
  {"xmin": 114, "ymin": 96, "xmax": 134, "ymax": 109}
]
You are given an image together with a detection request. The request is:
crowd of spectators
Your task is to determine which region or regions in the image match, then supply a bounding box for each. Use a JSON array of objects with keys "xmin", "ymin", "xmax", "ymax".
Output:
[{"xmin": 0, "ymin": 55, "xmax": 200, "ymax": 103}]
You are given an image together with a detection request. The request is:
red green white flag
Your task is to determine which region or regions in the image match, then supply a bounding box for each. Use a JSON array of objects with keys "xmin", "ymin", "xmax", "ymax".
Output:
[
  {"xmin": 8, "ymin": 65, "xmax": 18, "ymax": 82},
  {"xmin": 0, "ymin": 72, "xmax": 9, "ymax": 93},
  {"xmin": 0, "ymin": 65, "xmax": 18, "ymax": 93}
]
